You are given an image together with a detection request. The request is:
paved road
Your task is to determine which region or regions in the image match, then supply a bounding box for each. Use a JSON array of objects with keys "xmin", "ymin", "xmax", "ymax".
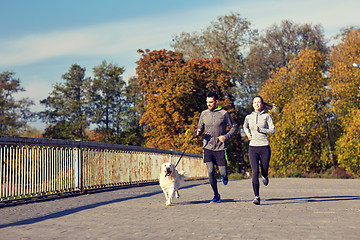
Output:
[{"xmin": 0, "ymin": 178, "xmax": 359, "ymax": 240}]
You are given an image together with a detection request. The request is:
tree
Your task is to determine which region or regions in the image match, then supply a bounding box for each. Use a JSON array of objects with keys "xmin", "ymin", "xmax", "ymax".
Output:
[
  {"xmin": 86, "ymin": 60, "xmax": 126, "ymax": 143},
  {"xmin": 328, "ymin": 29, "xmax": 360, "ymax": 175},
  {"xmin": 136, "ymin": 49, "xmax": 243, "ymax": 172},
  {"xmin": 21, "ymin": 125, "xmax": 43, "ymax": 138},
  {"xmin": 171, "ymin": 13, "xmax": 257, "ymax": 172},
  {"xmin": 40, "ymin": 64, "xmax": 89, "ymax": 140},
  {"xmin": 328, "ymin": 29, "xmax": 360, "ymax": 122},
  {"xmin": 0, "ymin": 71, "xmax": 34, "ymax": 135},
  {"xmin": 171, "ymin": 13, "xmax": 258, "ymax": 103},
  {"xmin": 245, "ymin": 20, "xmax": 328, "ymax": 102},
  {"xmin": 116, "ymin": 76, "xmax": 146, "ymax": 146},
  {"xmin": 136, "ymin": 49, "xmax": 239, "ymax": 153},
  {"xmin": 335, "ymin": 109, "xmax": 360, "ymax": 175},
  {"xmin": 260, "ymin": 49, "xmax": 332, "ymax": 175}
]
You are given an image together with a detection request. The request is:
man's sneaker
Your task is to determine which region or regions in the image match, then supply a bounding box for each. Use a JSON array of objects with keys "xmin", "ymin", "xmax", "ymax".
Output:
[
  {"xmin": 252, "ymin": 196, "xmax": 260, "ymax": 205},
  {"xmin": 222, "ymin": 176, "xmax": 228, "ymax": 185},
  {"xmin": 210, "ymin": 194, "xmax": 221, "ymax": 203},
  {"xmin": 262, "ymin": 176, "xmax": 269, "ymax": 186}
]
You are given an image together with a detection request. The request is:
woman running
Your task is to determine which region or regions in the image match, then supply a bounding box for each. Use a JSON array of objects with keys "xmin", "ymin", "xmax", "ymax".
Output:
[{"xmin": 243, "ymin": 96, "xmax": 275, "ymax": 205}]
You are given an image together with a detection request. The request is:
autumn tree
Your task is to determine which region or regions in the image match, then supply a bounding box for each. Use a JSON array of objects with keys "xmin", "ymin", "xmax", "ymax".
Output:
[
  {"xmin": 40, "ymin": 64, "xmax": 89, "ymax": 140},
  {"xmin": 328, "ymin": 29, "xmax": 360, "ymax": 175},
  {"xmin": 260, "ymin": 49, "xmax": 332, "ymax": 175},
  {"xmin": 136, "ymin": 49, "xmax": 242, "ymax": 171},
  {"xmin": 0, "ymin": 71, "xmax": 34, "ymax": 135},
  {"xmin": 86, "ymin": 60, "xmax": 127, "ymax": 143}
]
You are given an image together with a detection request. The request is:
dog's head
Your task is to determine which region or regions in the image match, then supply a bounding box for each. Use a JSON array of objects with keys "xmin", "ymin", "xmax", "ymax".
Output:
[{"xmin": 161, "ymin": 162, "xmax": 175, "ymax": 177}]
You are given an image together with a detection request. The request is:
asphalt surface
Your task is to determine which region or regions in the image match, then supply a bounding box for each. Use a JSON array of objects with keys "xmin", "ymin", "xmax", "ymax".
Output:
[{"xmin": 0, "ymin": 178, "xmax": 359, "ymax": 240}]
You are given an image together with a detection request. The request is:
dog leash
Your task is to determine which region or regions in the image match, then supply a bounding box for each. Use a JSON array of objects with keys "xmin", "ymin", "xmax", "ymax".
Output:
[{"xmin": 174, "ymin": 135, "xmax": 198, "ymax": 168}]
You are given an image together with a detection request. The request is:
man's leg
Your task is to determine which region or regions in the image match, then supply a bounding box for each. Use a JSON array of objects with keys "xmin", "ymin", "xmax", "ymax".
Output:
[
  {"xmin": 206, "ymin": 161, "xmax": 219, "ymax": 196},
  {"xmin": 213, "ymin": 150, "xmax": 228, "ymax": 185}
]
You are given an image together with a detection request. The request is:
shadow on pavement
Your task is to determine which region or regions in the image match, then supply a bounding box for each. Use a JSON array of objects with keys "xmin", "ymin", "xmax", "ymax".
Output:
[
  {"xmin": 0, "ymin": 181, "xmax": 208, "ymax": 229},
  {"xmin": 175, "ymin": 198, "xmax": 243, "ymax": 205},
  {"xmin": 264, "ymin": 195, "xmax": 360, "ymax": 205}
]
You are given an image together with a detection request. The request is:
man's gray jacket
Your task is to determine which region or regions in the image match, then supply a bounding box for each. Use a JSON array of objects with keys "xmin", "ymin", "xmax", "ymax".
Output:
[{"xmin": 197, "ymin": 105, "xmax": 238, "ymax": 151}]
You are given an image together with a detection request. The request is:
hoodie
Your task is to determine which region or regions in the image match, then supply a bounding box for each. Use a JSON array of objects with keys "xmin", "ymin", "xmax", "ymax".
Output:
[
  {"xmin": 243, "ymin": 110, "xmax": 275, "ymax": 146},
  {"xmin": 197, "ymin": 105, "xmax": 238, "ymax": 151}
]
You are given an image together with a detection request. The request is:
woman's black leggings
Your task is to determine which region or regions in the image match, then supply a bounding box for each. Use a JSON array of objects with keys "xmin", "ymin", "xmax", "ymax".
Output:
[{"xmin": 249, "ymin": 145, "xmax": 271, "ymax": 196}]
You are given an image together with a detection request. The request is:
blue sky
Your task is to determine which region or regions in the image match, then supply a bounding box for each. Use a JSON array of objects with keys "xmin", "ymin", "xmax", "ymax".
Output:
[{"xmin": 1, "ymin": 0, "xmax": 359, "ymax": 129}]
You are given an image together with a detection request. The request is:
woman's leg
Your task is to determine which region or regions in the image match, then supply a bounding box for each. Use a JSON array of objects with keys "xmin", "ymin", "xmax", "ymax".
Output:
[
  {"xmin": 249, "ymin": 146, "xmax": 260, "ymax": 196},
  {"xmin": 260, "ymin": 146, "xmax": 271, "ymax": 178}
]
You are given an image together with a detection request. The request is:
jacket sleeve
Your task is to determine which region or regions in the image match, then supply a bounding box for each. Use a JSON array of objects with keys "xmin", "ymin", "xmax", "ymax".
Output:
[
  {"xmin": 224, "ymin": 112, "xmax": 238, "ymax": 140},
  {"xmin": 243, "ymin": 115, "xmax": 251, "ymax": 138},
  {"xmin": 259, "ymin": 114, "xmax": 275, "ymax": 135},
  {"xmin": 197, "ymin": 112, "xmax": 205, "ymax": 135}
]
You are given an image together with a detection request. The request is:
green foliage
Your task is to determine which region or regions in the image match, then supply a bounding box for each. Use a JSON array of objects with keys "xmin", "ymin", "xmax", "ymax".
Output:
[
  {"xmin": 261, "ymin": 49, "xmax": 333, "ymax": 175},
  {"xmin": 0, "ymin": 71, "xmax": 34, "ymax": 135},
  {"xmin": 328, "ymin": 29, "xmax": 360, "ymax": 176},
  {"xmin": 119, "ymin": 76, "xmax": 146, "ymax": 146},
  {"xmin": 40, "ymin": 64, "xmax": 89, "ymax": 140},
  {"xmin": 86, "ymin": 60, "xmax": 127, "ymax": 143},
  {"xmin": 335, "ymin": 109, "xmax": 360, "ymax": 175}
]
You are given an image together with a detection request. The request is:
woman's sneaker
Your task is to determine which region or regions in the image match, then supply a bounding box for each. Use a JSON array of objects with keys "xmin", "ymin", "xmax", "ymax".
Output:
[
  {"xmin": 262, "ymin": 176, "xmax": 269, "ymax": 186},
  {"xmin": 210, "ymin": 194, "xmax": 221, "ymax": 203},
  {"xmin": 252, "ymin": 196, "xmax": 260, "ymax": 205}
]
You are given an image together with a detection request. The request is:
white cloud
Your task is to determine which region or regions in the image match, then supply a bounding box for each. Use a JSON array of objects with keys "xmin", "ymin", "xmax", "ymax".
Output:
[
  {"xmin": 3, "ymin": 0, "xmax": 358, "ymax": 68},
  {"xmin": 0, "ymin": 12, "xmax": 209, "ymax": 68},
  {"xmin": 3, "ymin": 0, "xmax": 359, "ymax": 131}
]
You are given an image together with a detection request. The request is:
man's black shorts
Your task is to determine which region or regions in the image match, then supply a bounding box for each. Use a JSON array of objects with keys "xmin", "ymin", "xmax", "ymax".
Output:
[{"xmin": 203, "ymin": 149, "xmax": 228, "ymax": 166}]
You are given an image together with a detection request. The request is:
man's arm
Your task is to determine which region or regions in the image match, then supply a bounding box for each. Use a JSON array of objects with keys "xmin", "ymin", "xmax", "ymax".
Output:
[
  {"xmin": 196, "ymin": 112, "xmax": 205, "ymax": 136},
  {"xmin": 224, "ymin": 112, "xmax": 238, "ymax": 141}
]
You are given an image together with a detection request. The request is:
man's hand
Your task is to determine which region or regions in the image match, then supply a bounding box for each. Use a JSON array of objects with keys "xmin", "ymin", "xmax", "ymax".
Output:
[
  {"xmin": 248, "ymin": 134, "xmax": 252, "ymax": 140},
  {"xmin": 195, "ymin": 129, "xmax": 201, "ymax": 136}
]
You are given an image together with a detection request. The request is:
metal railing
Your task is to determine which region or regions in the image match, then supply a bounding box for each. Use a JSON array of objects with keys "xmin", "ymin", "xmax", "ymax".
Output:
[{"xmin": 0, "ymin": 135, "xmax": 207, "ymax": 202}]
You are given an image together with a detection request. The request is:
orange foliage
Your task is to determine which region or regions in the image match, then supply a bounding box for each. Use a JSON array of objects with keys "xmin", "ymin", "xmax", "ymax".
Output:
[{"xmin": 136, "ymin": 49, "xmax": 234, "ymax": 153}]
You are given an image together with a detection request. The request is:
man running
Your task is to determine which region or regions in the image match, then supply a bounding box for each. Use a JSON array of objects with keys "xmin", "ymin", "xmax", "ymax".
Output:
[{"xmin": 196, "ymin": 92, "xmax": 238, "ymax": 203}]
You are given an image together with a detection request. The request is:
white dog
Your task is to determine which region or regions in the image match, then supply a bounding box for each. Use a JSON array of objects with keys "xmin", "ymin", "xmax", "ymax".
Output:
[{"xmin": 159, "ymin": 162, "xmax": 186, "ymax": 206}]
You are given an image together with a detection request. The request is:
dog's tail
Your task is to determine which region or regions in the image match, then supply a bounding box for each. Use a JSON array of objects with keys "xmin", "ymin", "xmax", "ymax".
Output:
[{"xmin": 178, "ymin": 171, "xmax": 187, "ymax": 181}]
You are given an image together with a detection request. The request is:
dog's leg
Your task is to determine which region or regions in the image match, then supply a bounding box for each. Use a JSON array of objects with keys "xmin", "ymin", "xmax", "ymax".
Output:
[
  {"xmin": 162, "ymin": 189, "xmax": 169, "ymax": 202},
  {"xmin": 166, "ymin": 187, "xmax": 175, "ymax": 206},
  {"xmin": 175, "ymin": 189, "xmax": 180, "ymax": 198}
]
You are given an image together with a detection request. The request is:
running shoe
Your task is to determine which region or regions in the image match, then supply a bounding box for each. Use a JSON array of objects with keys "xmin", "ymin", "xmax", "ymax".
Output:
[
  {"xmin": 262, "ymin": 176, "xmax": 269, "ymax": 186},
  {"xmin": 252, "ymin": 196, "xmax": 260, "ymax": 205},
  {"xmin": 222, "ymin": 176, "xmax": 228, "ymax": 185},
  {"xmin": 210, "ymin": 194, "xmax": 221, "ymax": 203}
]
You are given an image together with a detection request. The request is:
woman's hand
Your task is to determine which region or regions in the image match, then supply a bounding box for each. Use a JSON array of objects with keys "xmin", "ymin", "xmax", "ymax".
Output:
[{"xmin": 217, "ymin": 135, "xmax": 226, "ymax": 142}]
